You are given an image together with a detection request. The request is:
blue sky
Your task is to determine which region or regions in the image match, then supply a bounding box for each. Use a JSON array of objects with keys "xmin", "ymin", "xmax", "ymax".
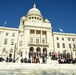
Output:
[{"xmin": 0, "ymin": 0, "xmax": 76, "ymax": 33}]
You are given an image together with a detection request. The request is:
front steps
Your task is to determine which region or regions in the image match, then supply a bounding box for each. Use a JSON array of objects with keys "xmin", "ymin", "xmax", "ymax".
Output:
[{"xmin": 0, "ymin": 62, "xmax": 76, "ymax": 75}]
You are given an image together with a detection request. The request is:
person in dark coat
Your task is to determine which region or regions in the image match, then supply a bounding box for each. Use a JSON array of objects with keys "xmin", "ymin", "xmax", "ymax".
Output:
[
  {"xmin": 9, "ymin": 57, "xmax": 12, "ymax": 62},
  {"xmin": 36, "ymin": 57, "xmax": 40, "ymax": 63},
  {"xmin": 0, "ymin": 57, "xmax": 4, "ymax": 62},
  {"xmin": 6, "ymin": 57, "xmax": 9, "ymax": 62},
  {"xmin": 63, "ymin": 53, "xmax": 66, "ymax": 59},
  {"xmin": 73, "ymin": 58, "xmax": 76, "ymax": 64},
  {"xmin": 20, "ymin": 57, "xmax": 24, "ymax": 63},
  {"xmin": 28, "ymin": 58, "xmax": 31, "ymax": 63},
  {"xmin": 58, "ymin": 58, "xmax": 62, "ymax": 63},
  {"xmin": 24, "ymin": 57, "xmax": 27, "ymax": 63}
]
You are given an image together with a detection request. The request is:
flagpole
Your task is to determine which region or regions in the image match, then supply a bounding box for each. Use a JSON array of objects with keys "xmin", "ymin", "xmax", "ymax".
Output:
[
  {"xmin": 13, "ymin": 43, "xmax": 16, "ymax": 62},
  {"xmin": 4, "ymin": 21, "xmax": 6, "ymax": 27}
]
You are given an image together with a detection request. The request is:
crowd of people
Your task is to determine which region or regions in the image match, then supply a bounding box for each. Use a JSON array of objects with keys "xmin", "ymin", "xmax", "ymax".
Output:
[
  {"xmin": 0, "ymin": 51, "xmax": 76, "ymax": 64},
  {"xmin": 19, "ymin": 52, "xmax": 47, "ymax": 63},
  {"xmin": 0, "ymin": 52, "xmax": 47, "ymax": 64},
  {"xmin": 58, "ymin": 52, "xmax": 76, "ymax": 64},
  {"xmin": 49, "ymin": 51, "xmax": 76, "ymax": 64},
  {"xmin": 20, "ymin": 57, "xmax": 41, "ymax": 63}
]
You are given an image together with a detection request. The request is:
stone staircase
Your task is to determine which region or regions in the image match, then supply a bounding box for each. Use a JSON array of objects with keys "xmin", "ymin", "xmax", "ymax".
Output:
[{"xmin": 0, "ymin": 63, "xmax": 76, "ymax": 75}]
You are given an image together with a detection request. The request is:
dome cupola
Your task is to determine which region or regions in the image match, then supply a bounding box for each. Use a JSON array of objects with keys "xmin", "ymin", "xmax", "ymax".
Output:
[{"xmin": 26, "ymin": 3, "xmax": 43, "ymax": 18}]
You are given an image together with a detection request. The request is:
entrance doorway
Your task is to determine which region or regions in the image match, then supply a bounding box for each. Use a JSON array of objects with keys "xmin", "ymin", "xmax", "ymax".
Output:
[
  {"xmin": 43, "ymin": 47, "xmax": 47, "ymax": 53},
  {"xmin": 29, "ymin": 47, "xmax": 34, "ymax": 58},
  {"xmin": 43, "ymin": 47, "xmax": 47, "ymax": 57},
  {"xmin": 36, "ymin": 47, "xmax": 41, "ymax": 57}
]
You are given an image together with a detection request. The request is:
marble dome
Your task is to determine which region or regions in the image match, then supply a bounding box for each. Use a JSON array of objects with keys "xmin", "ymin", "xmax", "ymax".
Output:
[{"xmin": 26, "ymin": 3, "xmax": 42, "ymax": 17}]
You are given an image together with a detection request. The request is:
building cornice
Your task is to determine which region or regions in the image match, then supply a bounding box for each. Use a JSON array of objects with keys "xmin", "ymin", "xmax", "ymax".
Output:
[
  {"xmin": 53, "ymin": 32, "xmax": 76, "ymax": 36},
  {"xmin": 0, "ymin": 26, "xmax": 19, "ymax": 31},
  {"xmin": 24, "ymin": 25, "xmax": 52, "ymax": 30}
]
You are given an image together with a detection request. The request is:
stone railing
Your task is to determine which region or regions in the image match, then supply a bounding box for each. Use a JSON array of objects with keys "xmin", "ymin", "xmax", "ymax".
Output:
[{"xmin": 28, "ymin": 41, "xmax": 49, "ymax": 47}]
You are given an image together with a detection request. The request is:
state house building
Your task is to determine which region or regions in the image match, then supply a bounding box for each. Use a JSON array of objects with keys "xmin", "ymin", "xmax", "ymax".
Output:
[{"xmin": 0, "ymin": 4, "xmax": 76, "ymax": 59}]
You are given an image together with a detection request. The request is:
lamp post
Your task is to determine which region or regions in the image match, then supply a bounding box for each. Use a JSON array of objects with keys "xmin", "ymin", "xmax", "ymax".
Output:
[{"xmin": 13, "ymin": 43, "xmax": 16, "ymax": 62}]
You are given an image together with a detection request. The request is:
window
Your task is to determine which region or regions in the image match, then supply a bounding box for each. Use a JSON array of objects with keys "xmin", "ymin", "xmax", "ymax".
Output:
[
  {"xmin": 36, "ymin": 30, "xmax": 40, "ymax": 34},
  {"xmin": 36, "ymin": 39, "xmax": 39, "ymax": 44},
  {"xmin": 62, "ymin": 43, "xmax": 65, "ymax": 48},
  {"xmin": 68, "ymin": 38, "xmax": 70, "ymax": 41},
  {"xmin": 30, "ymin": 38, "xmax": 33, "ymax": 43},
  {"xmin": 40, "ymin": 18, "xmax": 41, "ymax": 20},
  {"xmin": 10, "ymin": 48, "xmax": 13, "ymax": 52},
  {"xmin": 69, "ymin": 44, "xmax": 71, "ymax": 48},
  {"xmin": 19, "ymin": 41, "xmax": 22, "ymax": 46},
  {"xmin": 11, "ymin": 39, "xmax": 14, "ymax": 45},
  {"xmin": 20, "ymin": 34, "xmax": 24, "ymax": 37},
  {"xmin": 73, "ymin": 44, "xmax": 76, "ymax": 48},
  {"xmin": 29, "ymin": 17, "xmax": 31, "ymax": 19},
  {"xmin": 42, "ymin": 31, "xmax": 46, "ymax": 35},
  {"xmin": 12, "ymin": 33, "xmax": 15, "ymax": 37},
  {"xmin": 56, "ymin": 37, "xmax": 59, "ymax": 40},
  {"xmin": 22, "ymin": 21, "xmax": 24, "ymax": 25},
  {"xmin": 6, "ymin": 33, "xmax": 9, "ymax": 36},
  {"xmin": 4, "ymin": 38, "xmax": 8, "ymax": 45},
  {"xmin": 32, "ymin": 17, "xmax": 33, "ymax": 19},
  {"xmin": 57, "ymin": 43, "xmax": 60, "ymax": 48},
  {"xmin": 42, "ymin": 39, "xmax": 45, "ymax": 43},
  {"xmin": 72, "ymin": 38, "xmax": 75, "ymax": 41},
  {"xmin": 3, "ymin": 48, "xmax": 6, "ymax": 52},
  {"xmin": 62, "ymin": 38, "xmax": 64, "ymax": 41},
  {"xmin": 30, "ymin": 30, "xmax": 34, "ymax": 34},
  {"xmin": 37, "ymin": 17, "xmax": 39, "ymax": 20}
]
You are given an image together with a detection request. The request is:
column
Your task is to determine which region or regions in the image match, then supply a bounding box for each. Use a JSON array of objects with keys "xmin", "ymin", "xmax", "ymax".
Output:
[
  {"xmin": 34, "ymin": 47, "xmax": 36, "ymax": 53},
  {"xmin": 41, "ymin": 47, "xmax": 43, "ymax": 53},
  {"xmin": 23, "ymin": 48, "xmax": 29, "ymax": 59},
  {"xmin": 26, "ymin": 48, "xmax": 29, "ymax": 59},
  {"xmin": 34, "ymin": 30, "xmax": 36, "ymax": 44},
  {"xmin": 46, "ymin": 31, "xmax": 47, "ymax": 43},
  {"xmin": 23, "ymin": 49, "xmax": 25, "ymax": 58},
  {"xmin": 40, "ymin": 31, "xmax": 42, "ymax": 43}
]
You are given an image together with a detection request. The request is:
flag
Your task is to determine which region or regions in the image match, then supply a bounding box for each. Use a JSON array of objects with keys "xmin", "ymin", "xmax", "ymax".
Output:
[
  {"xmin": 4, "ymin": 21, "xmax": 6, "ymax": 27},
  {"xmin": 60, "ymin": 28, "xmax": 63, "ymax": 32}
]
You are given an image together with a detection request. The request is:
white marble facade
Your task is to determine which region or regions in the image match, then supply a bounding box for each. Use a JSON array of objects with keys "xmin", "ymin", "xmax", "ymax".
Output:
[{"xmin": 0, "ymin": 4, "xmax": 76, "ymax": 59}]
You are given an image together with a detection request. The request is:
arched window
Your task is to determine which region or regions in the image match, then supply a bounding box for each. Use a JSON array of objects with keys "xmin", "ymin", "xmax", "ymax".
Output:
[
  {"xmin": 35, "ymin": 17, "xmax": 36, "ymax": 19},
  {"xmin": 36, "ymin": 47, "xmax": 41, "ymax": 52},
  {"xmin": 43, "ymin": 47, "xmax": 47, "ymax": 53},
  {"xmin": 29, "ymin": 47, "xmax": 34, "ymax": 58},
  {"xmin": 36, "ymin": 47, "xmax": 41, "ymax": 57},
  {"xmin": 29, "ymin": 17, "xmax": 31, "ymax": 19},
  {"xmin": 32, "ymin": 17, "xmax": 33, "ymax": 19}
]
